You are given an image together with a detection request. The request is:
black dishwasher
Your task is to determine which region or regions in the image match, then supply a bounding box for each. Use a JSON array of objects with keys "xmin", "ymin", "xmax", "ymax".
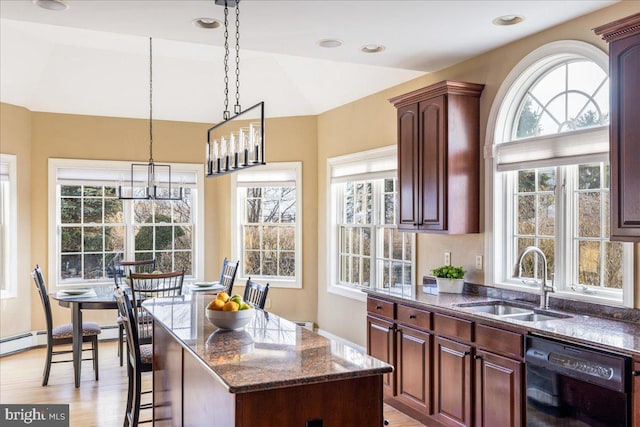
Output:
[{"xmin": 525, "ymin": 336, "xmax": 631, "ymax": 427}]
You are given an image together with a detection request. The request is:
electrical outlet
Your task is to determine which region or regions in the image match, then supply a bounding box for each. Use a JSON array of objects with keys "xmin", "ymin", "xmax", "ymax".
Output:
[
  {"xmin": 444, "ymin": 252, "xmax": 451, "ymax": 266},
  {"xmin": 475, "ymin": 255, "xmax": 483, "ymax": 270}
]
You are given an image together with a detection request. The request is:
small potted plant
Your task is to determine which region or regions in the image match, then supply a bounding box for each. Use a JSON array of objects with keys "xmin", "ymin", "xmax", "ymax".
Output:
[{"xmin": 431, "ymin": 265, "xmax": 466, "ymax": 293}]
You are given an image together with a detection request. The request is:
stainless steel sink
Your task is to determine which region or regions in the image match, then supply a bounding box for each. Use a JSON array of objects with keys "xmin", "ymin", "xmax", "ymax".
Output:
[
  {"xmin": 456, "ymin": 301, "xmax": 533, "ymax": 315},
  {"xmin": 507, "ymin": 312, "xmax": 571, "ymax": 322}
]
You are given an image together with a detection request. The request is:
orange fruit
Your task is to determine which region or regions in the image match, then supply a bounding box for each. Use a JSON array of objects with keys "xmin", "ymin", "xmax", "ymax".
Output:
[
  {"xmin": 207, "ymin": 299, "xmax": 225, "ymax": 311},
  {"xmin": 217, "ymin": 292, "xmax": 229, "ymax": 302},
  {"xmin": 222, "ymin": 301, "xmax": 239, "ymax": 312}
]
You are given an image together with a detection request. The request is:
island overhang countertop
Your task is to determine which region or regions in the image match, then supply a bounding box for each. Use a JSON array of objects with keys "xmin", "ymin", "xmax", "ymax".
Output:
[{"xmin": 142, "ymin": 294, "xmax": 392, "ymax": 394}]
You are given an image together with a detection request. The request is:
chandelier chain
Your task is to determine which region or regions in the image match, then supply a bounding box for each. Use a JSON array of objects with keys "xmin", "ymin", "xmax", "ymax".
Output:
[
  {"xmin": 223, "ymin": 3, "xmax": 230, "ymax": 120},
  {"xmin": 149, "ymin": 37, "xmax": 153, "ymax": 163},
  {"xmin": 234, "ymin": 0, "xmax": 241, "ymax": 114}
]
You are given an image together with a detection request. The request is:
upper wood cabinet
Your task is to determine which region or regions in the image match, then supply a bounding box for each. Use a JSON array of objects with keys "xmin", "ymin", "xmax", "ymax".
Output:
[
  {"xmin": 594, "ymin": 13, "xmax": 640, "ymax": 241},
  {"xmin": 390, "ymin": 81, "xmax": 484, "ymax": 234}
]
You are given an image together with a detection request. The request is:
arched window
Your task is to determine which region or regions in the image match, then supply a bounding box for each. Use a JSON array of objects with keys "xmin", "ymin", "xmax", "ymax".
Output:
[{"xmin": 486, "ymin": 41, "xmax": 633, "ymax": 307}]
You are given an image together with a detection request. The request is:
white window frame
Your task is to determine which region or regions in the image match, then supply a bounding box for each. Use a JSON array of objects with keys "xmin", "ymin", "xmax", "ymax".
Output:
[
  {"xmin": 48, "ymin": 158, "xmax": 205, "ymax": 287},
  {"xmin": 327, "ymin": 146, "xmax": 415, "ymax": 302},
  {"xmin": 485, "ymin": 40, "xmax": 634, "ymax": 307},
  {"xmin": 231, "ymin": 162, "xmax": 302, "ymax": 289},
  {"xmin": 0, "ymin": 154, "xmax": 17, "ymax": 299}
]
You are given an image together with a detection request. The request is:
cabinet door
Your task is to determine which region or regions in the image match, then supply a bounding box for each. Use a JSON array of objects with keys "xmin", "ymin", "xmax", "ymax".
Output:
[
  {"xmin": 397, "ymin": 104, "xmax": 420, "ymax": 230},
  {"xmin": 433, "ymin": 336, "xmax": 472, "ymax": 427},
  {"xmin": 610, "ymin": 32, "xmax": 640, "ymax": 241},
  {"xmin": 474, "ymin": 349, "xmax": 524, "ymax": 427},
  {"xmin": 633, "ymin": 361, "xmax": 640, "ymax": 426},
  {"xmin": 367, "ymin": 315, "xmax": 395, "ymax": 396},
  {"xmin": 396, "ymin": 325, "xmax": 432, "ymax": 415},
  {"xmin": 418, "ymin": 96, "xmax": 446, "ymax": 231}
]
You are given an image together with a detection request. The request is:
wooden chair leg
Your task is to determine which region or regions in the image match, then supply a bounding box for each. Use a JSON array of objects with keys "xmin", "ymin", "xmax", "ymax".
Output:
[
  {"xmin": 92, "ymin": 335, "xmax": 99, "ymax": 381},
  {"xmin": 42, "ymin": 342, "xmax": 52, "ymax": 386},
  {"xmin": 118, "ymin": 324, "xmax": 124, "ymax": 366},
  {"xmin": 131, "ymin": 367, "xmax": 142, "ymax": 427},
  {"xmin": 124, "ymin": 361, "xmax": 134, "ymax": 427}
]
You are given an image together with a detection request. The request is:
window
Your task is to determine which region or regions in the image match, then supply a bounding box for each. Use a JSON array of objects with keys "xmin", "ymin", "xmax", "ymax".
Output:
[
  {"xmin": 328, "ymin": 146, "xmax": 414, "ymax": 301},
  {"xmin": 231, "ymin": 162, "xmax": 302, "ymax": 288},
  {"xmin": 487, "ymin": 41, "xmax": 633, "ymax": 306},
  {"xmin": 0, "ymin": 154, "xmax": 17, "ymax": 298},
  {"xmin": 49, "ymin": 159, "xmax": 204, "ymax": 286}
]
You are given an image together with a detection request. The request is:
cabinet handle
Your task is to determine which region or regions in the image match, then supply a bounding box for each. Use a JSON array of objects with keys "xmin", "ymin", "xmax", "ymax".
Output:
[
  {"xmin": 409, "ymin": 314, "xmax": 416, "ymax": 319},
  {"xmin": 633, "ymin": 370, "xmax": 640, "ymax": 376},
  {"xmin": 473, "ymin": 354, "xmax": 482, "ymax": 360},
  {"xmin": 375, "ymin": 305, "xmax": 382, "ymax": 310},
  {"xmin": 463, "ymin": 351, "xmax": 471, "ymax": 356}
]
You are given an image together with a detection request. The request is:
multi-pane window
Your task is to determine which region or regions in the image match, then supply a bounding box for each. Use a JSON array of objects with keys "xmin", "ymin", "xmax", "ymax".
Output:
[
  {"xmin": 337, "ymin": 178, "xmax": 413, "ymax": 295},
  {"xmin": 232, "ymin": 162, "xmax": 302, "ymax": 288},
  {"xmin": 0, "ymin": 155, "xmax": 16, "ymax": 297},
  {"xmin": 493, "ymin": 46, "xmax": 633, "ymax": 305}
]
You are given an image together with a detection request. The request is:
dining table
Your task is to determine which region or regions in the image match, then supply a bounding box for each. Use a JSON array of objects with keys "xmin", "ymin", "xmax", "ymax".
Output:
[{"xmin": 50, "ymin": 284, "xmax": 123, "ymax": 388}]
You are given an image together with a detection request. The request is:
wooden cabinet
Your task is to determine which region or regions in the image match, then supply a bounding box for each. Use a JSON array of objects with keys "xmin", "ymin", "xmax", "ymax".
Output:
[
  {"xmin": 633, "ymin": 361, "xmax": 640, "ymax": 426},
  {"xmin": 396, "ymin": 324, "xmax": 432, "ymax": 415},
  {"xmin": 474, "ymin": 349, "xmax": 524, "ymax": 427},
  {"xmin": 594, "ymin": 13, "xmax": 640, "ymax": 241},
  {"xmin": 390, "ymin": 81, "xmax": 484, "ymax": 234},
  {"xmin": 367, "ymin": 315, "xmax": 395, "ymax": 396},
  {"xmin": 433, "ymin": 336, "xmax": 473, "ymax": 427}
]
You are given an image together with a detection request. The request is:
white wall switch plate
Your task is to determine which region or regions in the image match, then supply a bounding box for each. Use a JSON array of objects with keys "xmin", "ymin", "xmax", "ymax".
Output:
[
  {"xmin": 475, "ymin": 255, "xmax": 483, "ymax": 270},
  {"xmin": 444, "ymin": 252, "xmax": 451, "ymax": 266}
]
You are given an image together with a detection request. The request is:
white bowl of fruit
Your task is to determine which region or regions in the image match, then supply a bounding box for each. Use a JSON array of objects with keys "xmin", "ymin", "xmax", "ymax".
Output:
[{"xmin": 206, "ymin": 292, "xmax": 255, "ymax": 330}]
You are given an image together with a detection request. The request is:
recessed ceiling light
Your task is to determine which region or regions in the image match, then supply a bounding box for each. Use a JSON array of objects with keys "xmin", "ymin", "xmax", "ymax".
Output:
[
  {"xmin": 32, "ymin": 0, "xmax": 68, "ymax": 11},
  {"xmin": 492, "ymin": 15, "xmax": 524, "ymax": 26},
  {"xmin": 361, "ymin": 44, "xmax": 386, "ymax": 54},
  {"xmin": 192, "ymin": 18, "xmax": 222, "ymax": 29},
  {"xmin": 317, "ymin": 39, "xmax": 343, "ymax": 48}
]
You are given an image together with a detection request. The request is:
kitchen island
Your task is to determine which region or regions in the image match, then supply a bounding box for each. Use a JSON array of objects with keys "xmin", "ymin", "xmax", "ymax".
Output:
[{"xmin": 142, "ymin": 294, "xmax": 392, "ymax": 427}]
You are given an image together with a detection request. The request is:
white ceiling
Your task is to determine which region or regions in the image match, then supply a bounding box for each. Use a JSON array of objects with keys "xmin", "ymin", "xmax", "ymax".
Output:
[{"xmin": 0, "ymin": 0, "xmax": 619, "ymax": 123}]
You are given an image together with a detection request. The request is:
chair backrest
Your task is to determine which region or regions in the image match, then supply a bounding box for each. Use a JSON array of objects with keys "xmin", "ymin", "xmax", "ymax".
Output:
[
  {"xmin": 113, "ymin": 259, "xmax": 156, "ymax": 287},
  {"xmin": 129, "ymin": 270, "xmax": 185, "ymax": 342},
  {"xmin": 32, "ymin": 266, "xmax": 54, "ymax": 342},
  {"xmin": 243, "ymin": 278, "xmax": 270, "ymax": 310},
  {"xmin": 113, "ymin": 288, "xmax": 143, "ymax": 374},
  {"xmin": 219, "ymin": 258, "xmax": 239, "ymax": 295}
]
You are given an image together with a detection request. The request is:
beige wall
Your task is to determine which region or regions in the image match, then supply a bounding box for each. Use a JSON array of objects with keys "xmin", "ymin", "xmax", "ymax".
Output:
[
  {"xmin": 0, "ymin": 104, "xmax": 33, "ymax": 337},
  {"xmin": 316, "ymin": 1, "xmax": 640, "ymax": 346}
]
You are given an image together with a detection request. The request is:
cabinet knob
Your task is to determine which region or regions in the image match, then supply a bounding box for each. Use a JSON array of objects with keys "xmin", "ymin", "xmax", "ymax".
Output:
[
  {"xmin": 463, "ymin": 351, "xmax": 471, "ymax": 356},
  {"xmin": 473, "ymin": 354, "xmax": 482, "ymax": 360},
  {"xmin": 375, "ymin": 305, "xmax": 382, "ymax": 310},
  {"xmin": 633, "ymin": 370, "xmax": 640, "ymax": 376},
  {"xmin": 409, "ymin": 314, "xmax": 416, "ymax": 319}
]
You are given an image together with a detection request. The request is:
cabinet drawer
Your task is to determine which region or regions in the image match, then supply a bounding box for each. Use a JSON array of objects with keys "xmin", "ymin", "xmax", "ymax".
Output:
[
  {"xmin": 475, "ymin": 324, "xmax": 523, "ymax": 359},
  {"xmin": 433, "ymin": 313, "xmax": 473, "ymax": 342},
  {"xmin": 397, "ymin": 305, "xmax": 432, "ymax": 331},
  {"xmin": 367, "ymin": 297, "xmax": 395, "ymax": 321}
]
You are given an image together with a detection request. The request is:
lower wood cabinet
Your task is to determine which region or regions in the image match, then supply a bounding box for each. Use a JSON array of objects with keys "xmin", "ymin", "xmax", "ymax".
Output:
[
  {"xmin": 367, "ymin": 315, "xmax": 395, "ymax": 396},
  {"xmin": 433, "ymin": 336, "xmax": 473, "ymax": 427},
  {"xmin": 474, "ymin": 349, "xmax": 524, "ymax": 427},
  {"xmin": 634, "ymin": 361, "xmax": 640, "ymax": 426},
  {"xmin": 396, "ymin": 325, "xmax": 432, "ymax": 414}
]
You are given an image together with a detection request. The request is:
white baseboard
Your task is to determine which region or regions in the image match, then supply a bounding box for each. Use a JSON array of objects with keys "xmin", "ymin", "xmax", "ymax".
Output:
[
  {"xmin": 0, "ymin": 325, "xmax": 121, "ymax": 357},
  {"xmin": 316, "ymin": 328, "xmax": 366, "ymax": 353}
]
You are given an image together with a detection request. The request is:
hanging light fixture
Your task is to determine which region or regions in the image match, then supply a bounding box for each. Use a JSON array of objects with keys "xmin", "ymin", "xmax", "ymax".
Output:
[
  {"xmin": 206, "ymin": 0, "xmax": 265, "ymax": 177},
  {"xmin": 119, "ymin": 38, "xmax": 183, "ymax": 200}
]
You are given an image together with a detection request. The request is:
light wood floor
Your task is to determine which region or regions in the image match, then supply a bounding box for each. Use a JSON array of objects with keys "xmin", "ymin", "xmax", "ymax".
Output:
[{"xmin": 0, "ymin": 341, "xmax": 425, "ymax": 426}]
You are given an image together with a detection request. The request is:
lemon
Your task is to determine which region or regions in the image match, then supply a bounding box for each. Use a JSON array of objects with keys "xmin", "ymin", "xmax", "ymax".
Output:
[
  {"xmin": 239, "ymin": 302, "xmax": 251, "ymax": 310},
  {"xmin": 230, "ymin": 295, "xmax": 243, "ymax": 305},
  {"xmin": 217, "ymin": 292, "xmax": 230, "ymax": 303},
  {"xmin": 222, "ymin": 301, "xmax": 240, "ymax": 312},
  {"xmin": 207, "ymin": 299, "xmax": 225, "ymax": 311}
]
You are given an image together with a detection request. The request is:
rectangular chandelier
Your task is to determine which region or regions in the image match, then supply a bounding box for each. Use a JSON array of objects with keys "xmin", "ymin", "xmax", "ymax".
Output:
[
  {"xmin": 206, "ymin": 101, "xmax": 265, "ymax": 177},
  {"xmin": 118, "ymin": 163, "xmax": 183, "ymax": 200}
]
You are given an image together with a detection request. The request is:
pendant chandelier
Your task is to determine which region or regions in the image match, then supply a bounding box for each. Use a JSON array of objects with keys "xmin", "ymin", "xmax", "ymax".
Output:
[
  {"xmin": 118, "ymin": 37, "xmax": 183, "ymax": 201},
  {"xmin": 206, "ymin": 0, "xmax": 265, "ymax": 177}
]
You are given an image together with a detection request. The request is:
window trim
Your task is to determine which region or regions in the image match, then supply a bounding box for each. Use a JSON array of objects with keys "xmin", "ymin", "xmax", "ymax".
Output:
[
  {"xmin": 484, "ymin": 40, "xmax": 634, "ymax": 307},
  {"xmin": 326, "ymin": 146, "xmax": 415, "ymax": 301},
  {"xmin": 230, "ymin": 161, "xmax": 303, "ymax": 289},
  {"xmin": 0, "ymin": 154, "xmax": 17, "ymax": 299},
  {"xmin": 48, "ymin": 158, "xmax": 205, "ymax": 287}
]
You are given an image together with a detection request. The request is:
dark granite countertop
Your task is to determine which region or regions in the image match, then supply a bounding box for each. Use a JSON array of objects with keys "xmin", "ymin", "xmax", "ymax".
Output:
[
  {"xmin": 142, "ymin": 293, "xmax": 392, "ymax": 394},
  {"xmin": 366, "ymin": 289, "xmax": 640, "ymax": 358}
]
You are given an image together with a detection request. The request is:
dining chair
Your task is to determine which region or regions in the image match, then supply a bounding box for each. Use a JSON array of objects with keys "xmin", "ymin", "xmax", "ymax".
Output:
[
  {"xmin": 129, "ymin": 271, "xmax": 185, "ymax": 343},
  {"xmin": 219, "ymin": 258, "xmax": 239, "ymax": 295},
  {"xmin": 32, "ymin": 265, "xmax": 101, "ymax": 386},
  {"xmin": 115, "ymin": 259, "xmax": 156, "ymax": 366},
  {"xmin": 114, "ymin": 287, "xmax": 152, "ymax": 427},
  {"xmin": 243, "ymin": 277, "xmax": 270, "ymax": 309}
]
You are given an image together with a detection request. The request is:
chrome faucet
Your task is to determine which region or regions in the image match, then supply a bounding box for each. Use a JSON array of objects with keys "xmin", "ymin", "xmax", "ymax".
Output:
[{"xmin": 513, "ymin": 246, "xmax": 556, "ymax": 310}]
